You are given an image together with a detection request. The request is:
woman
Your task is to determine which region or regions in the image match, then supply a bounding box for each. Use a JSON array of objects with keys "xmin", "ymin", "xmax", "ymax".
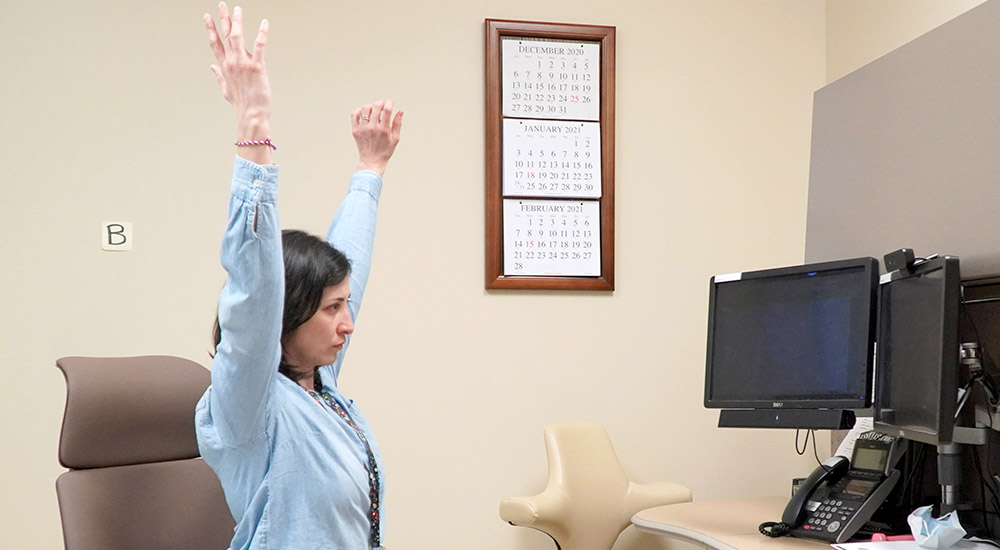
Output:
[{"xmin": 195, "ymin": 4, "xmax": 402, "ymax": 549}]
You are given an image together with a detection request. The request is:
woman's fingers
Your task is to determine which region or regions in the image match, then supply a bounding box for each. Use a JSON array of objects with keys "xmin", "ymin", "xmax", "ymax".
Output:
[
  {"xmin": 360, "ymin": 104, "xmax": 374, "ymax": 124},
  {"xmin": 204, "ymin": 13, "xmax": 226, "ymax": 65},
  {"xmin": 390, "ymin": 110, "xmax": 404, "ymax": 140},
  {"xmin": 369, "ymin": 100, "xmax": 384, "ymax": 124},
  {"xmin": 207, "ymin": 4, "xmax": 265, "ymax": 64},
  {"xmin": 252, "ymin": 19, "xmax": 269, "ymax": 63},
  {"xmin": 355, "ymin": 100, "xmax": 399, "ymax": 132},
  {"xmin": 218, "ymin": 2, "xmax": 232, "ymax": 39},
  {"xmin": 355, "ymin": 99, "xmax": 396, "ymax": 126},
  {"xmin": 228, "ymin": 6, "xmax": 247, "ymax": 56},
  {"xmin": 379, "ymin": 99, "xmax": 394, "ymax": 125},
  {"xmin": 203, "ymin": 3, "xmax": 272, "ymax": 116}
]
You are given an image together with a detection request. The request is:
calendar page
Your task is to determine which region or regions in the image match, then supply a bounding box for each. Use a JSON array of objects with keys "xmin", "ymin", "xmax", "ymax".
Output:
[
  {"xmin": 503, "ymin": 199, "xmax": 600, "ymax": 276},
  {"xmin": 501, "ymin": 37, "xmax": 600, "ymax": 121},
  {"xmin": 502, "ymin": 119, "xmax": 601, "ymax": 198}
]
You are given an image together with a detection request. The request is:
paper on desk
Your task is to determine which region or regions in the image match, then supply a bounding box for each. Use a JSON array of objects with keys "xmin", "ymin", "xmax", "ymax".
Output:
[
  {"xmin": 832, "ymin": 539, "xmax": 999, "ymax": 550},
  {"xmin": 835, "ymin": 417, "xmax": 874, "ymax": 458}
]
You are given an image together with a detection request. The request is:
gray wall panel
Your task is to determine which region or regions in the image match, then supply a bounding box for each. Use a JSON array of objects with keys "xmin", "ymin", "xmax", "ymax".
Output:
[{"xmin": 806, "ymin": 0, "xmax": 1000, "ymax": 278}]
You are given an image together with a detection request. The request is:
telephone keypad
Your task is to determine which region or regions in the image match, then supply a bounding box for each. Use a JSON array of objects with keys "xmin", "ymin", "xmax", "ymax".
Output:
[
  {"xmin": 812, "ymin": 496, "xmax": 858, "ymax": 526},
  {"xmin": 804, "ymin": 494, "xmax": 861, "ymax": 534}
]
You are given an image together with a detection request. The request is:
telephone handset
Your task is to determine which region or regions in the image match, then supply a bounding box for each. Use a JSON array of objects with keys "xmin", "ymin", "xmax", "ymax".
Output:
[
  {"xmin": 784, "ymin": 455, "xmax": 850, "ymax": 526},
  {"xmin": 760, "ymin": 432, "xmax": 903, "ymax": 543}
]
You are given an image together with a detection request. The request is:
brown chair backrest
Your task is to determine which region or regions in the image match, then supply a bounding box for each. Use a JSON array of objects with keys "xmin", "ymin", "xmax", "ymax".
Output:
[{"xmin": 55, "ymin": 356, "xmax": 235, "ymax": 550}]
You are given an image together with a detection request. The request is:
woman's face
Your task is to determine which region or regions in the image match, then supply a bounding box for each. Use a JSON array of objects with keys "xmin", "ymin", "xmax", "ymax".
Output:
[{"xmin": 282, "ymin": 278, "xmax": 353, "ymax": 371}]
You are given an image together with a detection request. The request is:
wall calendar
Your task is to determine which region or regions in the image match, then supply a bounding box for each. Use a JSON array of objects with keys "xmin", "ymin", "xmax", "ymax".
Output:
[{"xmin": 485, "ymin": 19, "xmax": 616, "ymax": 290}]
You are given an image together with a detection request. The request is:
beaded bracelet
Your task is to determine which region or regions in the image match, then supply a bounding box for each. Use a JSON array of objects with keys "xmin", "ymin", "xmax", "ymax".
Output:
[{"xmin": 234, "ymin": 137, "xmax": 277, "ymax": 151}]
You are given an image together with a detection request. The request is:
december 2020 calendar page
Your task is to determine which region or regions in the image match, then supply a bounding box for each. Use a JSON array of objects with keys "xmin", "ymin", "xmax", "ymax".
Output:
[{"xmin": 501, "ymin": 38, "xmax": 600, "ymax": 121}]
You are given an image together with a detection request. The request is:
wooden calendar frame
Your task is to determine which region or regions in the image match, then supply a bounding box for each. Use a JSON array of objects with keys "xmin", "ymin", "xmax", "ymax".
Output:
[{"xmin": 485, "ymin": 19, "xmax": 616, "ymax": 290}]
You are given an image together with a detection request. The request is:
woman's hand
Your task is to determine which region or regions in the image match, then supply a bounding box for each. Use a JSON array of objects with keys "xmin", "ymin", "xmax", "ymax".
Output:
[
  {"xmin": 204, "ymin": 2, "xmax": 272, "ymax": 163},
  {"xmin": 352, "ymin": 100, "xmax": 403, "ymax": 176}
]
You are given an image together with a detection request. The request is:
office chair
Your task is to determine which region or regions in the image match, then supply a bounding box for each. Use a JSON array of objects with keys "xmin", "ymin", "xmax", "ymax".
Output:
[
  {"xmin": 500, "ymin": 422, "xmax": 692, "ymax": 550},
  {"xmin": 55, "ymin": 356, "xmax": 235, "ymax": 550}
]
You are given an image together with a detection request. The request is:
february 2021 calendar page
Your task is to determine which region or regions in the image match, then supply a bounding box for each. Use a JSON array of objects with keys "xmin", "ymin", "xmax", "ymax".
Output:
[{"xmin": 503, "ymin": 199, "xmax": 600, "ymax": 276}]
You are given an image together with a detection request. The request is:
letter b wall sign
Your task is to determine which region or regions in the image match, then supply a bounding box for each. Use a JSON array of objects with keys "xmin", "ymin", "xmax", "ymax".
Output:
[{"xmin": 101, "ymin": 222, "xmax": 133, "ymax": 251}]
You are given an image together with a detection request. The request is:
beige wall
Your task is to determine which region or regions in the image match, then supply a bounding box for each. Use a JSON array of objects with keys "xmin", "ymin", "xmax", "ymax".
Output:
[
  {"xmin": 0, "ymin": 1, "xmax": 982, "ymax": 549},
  {"xmin": 826, "ymin": 0, "xmax": 987, "ymax": 81}
]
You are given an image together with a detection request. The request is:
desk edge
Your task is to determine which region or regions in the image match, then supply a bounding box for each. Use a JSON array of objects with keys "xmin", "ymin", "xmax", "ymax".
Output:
[{"xmin": 632, "ymin": 514, "xmax": 743, "ymax": 550}]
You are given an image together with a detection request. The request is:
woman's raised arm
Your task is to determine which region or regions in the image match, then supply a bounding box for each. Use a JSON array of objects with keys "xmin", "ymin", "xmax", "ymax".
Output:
[
  {"xmin": 322, "ymin": 101, "xmax": 403, "ymax": 379},
  {"xmin": 201, "ymin": 3, "xmax": 283, "ymax": 447}
]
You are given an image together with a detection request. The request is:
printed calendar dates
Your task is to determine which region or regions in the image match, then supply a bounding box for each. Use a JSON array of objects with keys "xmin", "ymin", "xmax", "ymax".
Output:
[
  {"xmin": 501, "ymin": 38, "xmax": 600, "ymax": 121},
  {"xmin": 502, "ymin": 119, "xmax": 602, "ymax": 198},
  {"xmin": 503, "ymin": 199, "xmax": 601, "ymax": 276}
]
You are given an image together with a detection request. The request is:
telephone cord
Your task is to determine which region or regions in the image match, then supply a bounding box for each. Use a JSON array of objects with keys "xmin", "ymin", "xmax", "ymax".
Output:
[{"xmin": 758, "ymin": 521, "xmax": 791, "ymax": 537}]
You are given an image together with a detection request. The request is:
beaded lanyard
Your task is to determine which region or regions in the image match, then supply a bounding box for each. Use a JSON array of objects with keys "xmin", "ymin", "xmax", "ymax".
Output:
[{"xmin": 308, "ymin": 389, "xmax": 383, "ymax": 550}]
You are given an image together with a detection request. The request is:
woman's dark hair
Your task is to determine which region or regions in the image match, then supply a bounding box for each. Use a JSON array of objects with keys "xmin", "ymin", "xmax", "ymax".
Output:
[{"xmin": 213, "ymin": 229, "xmax": 351, "ymax": 387}]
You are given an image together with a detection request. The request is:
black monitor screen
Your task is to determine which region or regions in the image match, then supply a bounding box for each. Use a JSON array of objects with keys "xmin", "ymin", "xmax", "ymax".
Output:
[
  {"xmin": 874, "ymin": 257, "xmax": 960, "ymax": 446},
  {"xmin": 704, "ymin": 257, "xmax": 878, "ymax": 410}
]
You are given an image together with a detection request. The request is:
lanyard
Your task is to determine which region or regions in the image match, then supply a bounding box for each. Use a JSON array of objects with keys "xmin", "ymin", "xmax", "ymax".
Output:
[{"xmin": 308, "ymin": 389, "xmax": 382, "ymax": 550}]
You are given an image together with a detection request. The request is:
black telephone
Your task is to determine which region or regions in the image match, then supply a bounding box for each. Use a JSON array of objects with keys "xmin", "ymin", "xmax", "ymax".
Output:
[{"xmin": 761, "ymin": 432, "xmax": 902, "ymax": 543}]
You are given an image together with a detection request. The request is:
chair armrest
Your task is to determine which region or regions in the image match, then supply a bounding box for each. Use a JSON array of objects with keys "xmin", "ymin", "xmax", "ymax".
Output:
[
  {"xmin": 500, "ymin": 487, "xmax": 573, "ymax": 544},
  {"xmin": 626, "ymin": 481, "xmax": 692, "ymax": 515},
  {"xmin": 499, "ymin": 487, "xmax": 569, "ymax": 527}
]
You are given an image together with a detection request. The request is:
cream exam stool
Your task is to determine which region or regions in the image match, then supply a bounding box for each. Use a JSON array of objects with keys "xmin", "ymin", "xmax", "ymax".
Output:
[{"xmin": 500, "ymin": 422, "xmax": 692, "ymax": 550}]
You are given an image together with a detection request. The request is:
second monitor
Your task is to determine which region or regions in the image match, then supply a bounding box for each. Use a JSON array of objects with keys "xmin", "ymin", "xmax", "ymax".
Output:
[{"xmin": 873, "ymin": 255, "xmax": 961, "ymax": 446}]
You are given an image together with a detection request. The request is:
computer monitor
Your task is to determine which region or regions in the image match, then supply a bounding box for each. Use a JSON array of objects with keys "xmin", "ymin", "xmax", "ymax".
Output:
[
  {"xmin": 873, "ymin": 256, "xmax": 961, "ymax": 446},
  {"xmin": 704, "ymin": 257, "xmax": 879, "ymax": 429}
]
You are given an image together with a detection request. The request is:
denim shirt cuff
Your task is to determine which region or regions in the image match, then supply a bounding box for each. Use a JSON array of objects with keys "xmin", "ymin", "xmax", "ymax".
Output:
[
  {"xmin": 349, "ymin": 170, "xmax": 383, "ymax": 203},
  {"xmin": 232, "ymin": 156, "xmax": 280, "ymax": 203}
]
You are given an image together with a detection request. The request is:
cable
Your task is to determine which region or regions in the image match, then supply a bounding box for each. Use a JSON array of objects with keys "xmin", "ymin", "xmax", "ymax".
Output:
[
  {"xmin": 811, "ymin": 429, "xmax": 824, "ymax": 465},
  {"xmin": 795, "ymin": 429, "xmax": 809, "ymax": 455},
  {"xmin": 759, "ymin": 522, "xmax": 791, "ymax": 537},
  {"xmin": 973, "ymin": 447, "xmax": 995, "ymax": 528},
  {"xmin": 760, "ymin": 433, "xmax": 817, "ymax": 539},
  {"xmin": 978, "ymin": 392, "xmax": 1000, "ymax": 532},
  {"xmin": 794, "ymin": 429, "xmax": 831, "ymax": 472},
  {"xmin": 896, "ymin": 442, "xmax": 925, "ymax": 512}
]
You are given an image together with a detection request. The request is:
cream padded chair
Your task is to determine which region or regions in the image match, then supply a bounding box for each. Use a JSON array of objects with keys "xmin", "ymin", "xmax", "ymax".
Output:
[{"xmin": 500, "ymin": 423, "xmax": 692, "ymax": 550}]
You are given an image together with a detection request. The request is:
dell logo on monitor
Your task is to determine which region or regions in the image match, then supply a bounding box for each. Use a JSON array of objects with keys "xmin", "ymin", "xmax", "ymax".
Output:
[{"xmin": 772, "ymin": 402, "xmax": 784, "ymax": 408}]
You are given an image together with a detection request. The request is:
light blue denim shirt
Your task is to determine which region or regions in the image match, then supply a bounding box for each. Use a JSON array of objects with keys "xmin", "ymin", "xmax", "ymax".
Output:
[{"xmin": 196, "ymin": 156, "xmax": 385, "ymax": 550}]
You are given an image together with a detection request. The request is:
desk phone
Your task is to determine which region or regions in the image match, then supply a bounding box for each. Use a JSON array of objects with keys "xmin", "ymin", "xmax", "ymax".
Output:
[{"xmin": 788, "ymin": 434, "xmax": 902, "ymax": 543}]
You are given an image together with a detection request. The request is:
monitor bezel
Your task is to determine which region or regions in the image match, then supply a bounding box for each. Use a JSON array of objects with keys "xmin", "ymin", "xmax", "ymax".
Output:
[
  {"xmin": 872, "ymin": 256, "xmax": 960, "ymax": 446},
  {"xmin": 703, "ymin": 256, "xmax": 879, "ymax": 411}
]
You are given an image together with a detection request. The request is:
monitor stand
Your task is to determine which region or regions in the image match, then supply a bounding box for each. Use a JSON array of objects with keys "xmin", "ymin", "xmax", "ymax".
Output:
[
  {"xmin": 718, "ymin": 409, "xmax": 856, "ymax": 430},
  {"xmin": 937, "ymin": 426, "xmax": 988, "ymax": 514}
]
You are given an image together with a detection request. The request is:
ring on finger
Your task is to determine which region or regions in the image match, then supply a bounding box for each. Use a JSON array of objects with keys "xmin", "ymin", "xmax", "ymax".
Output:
[{"xmin": 360, "ymin": 114, "xmax": 371, "ymax": 121}]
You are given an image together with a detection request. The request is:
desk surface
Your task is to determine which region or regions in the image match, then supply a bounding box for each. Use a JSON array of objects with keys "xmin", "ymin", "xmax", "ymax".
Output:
[{"xmin": 632, "ymin": 497, "xmax": 832, "ymax": 550}]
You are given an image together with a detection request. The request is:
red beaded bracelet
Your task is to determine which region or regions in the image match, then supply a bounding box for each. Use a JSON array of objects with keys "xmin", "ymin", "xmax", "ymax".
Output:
[{"xmin": 234, "ymin": 137, "xmax": 277, "ymax": 151}]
